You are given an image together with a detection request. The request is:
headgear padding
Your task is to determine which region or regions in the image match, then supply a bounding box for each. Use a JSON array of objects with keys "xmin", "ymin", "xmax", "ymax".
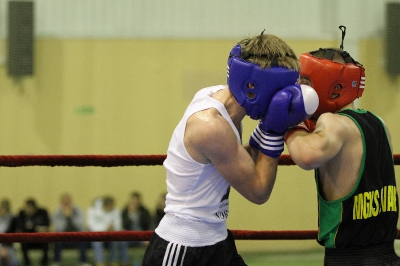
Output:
[
  {"xmin": 299, "ymin": 51, "xmax": 365, "ymax": 119},
  {"xmin": 227, "ymin": 44, "xmax": 299, "ymax": 120}
]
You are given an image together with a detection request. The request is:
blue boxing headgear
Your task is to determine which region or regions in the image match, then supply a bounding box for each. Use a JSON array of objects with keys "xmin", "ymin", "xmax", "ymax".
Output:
[{"xmin": 227, "ymin": 44, "xmax": 300, "ymax": 120}]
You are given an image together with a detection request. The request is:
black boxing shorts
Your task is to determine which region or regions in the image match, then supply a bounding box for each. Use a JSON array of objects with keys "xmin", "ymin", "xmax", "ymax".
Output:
[{"xmin": 142, "ymin": 229, "xmax": 247, "ymax": 266}]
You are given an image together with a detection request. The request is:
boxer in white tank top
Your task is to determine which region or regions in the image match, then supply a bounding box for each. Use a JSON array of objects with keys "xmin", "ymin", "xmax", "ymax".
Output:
[{"xmin": 142, "ymin": 32, "xmax": 315, "ymax": 266}]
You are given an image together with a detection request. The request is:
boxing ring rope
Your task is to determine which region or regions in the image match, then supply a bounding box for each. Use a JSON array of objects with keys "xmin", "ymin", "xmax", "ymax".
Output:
[
  {"xmin": 0, "ymin": 230, "xmax": 320, "ymax": 243},
  {"xmin": 0, "ymin": 154, "xmax": 399, "ymax": 243},
  {"xmin": 0, "ymin": 154, "xmax": 398, "ymax": 167}
]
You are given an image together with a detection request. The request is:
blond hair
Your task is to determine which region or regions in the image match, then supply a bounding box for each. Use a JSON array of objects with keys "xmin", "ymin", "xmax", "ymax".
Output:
[{"xmin": 238, "ymin": 33, "xmax": 299, "ymax": 71}]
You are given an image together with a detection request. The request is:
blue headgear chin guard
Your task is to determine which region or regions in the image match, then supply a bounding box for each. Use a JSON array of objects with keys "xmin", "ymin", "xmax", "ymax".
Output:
[{"xmin": 227, "ymin": 44, "xmax": 300, "ymax": 120}]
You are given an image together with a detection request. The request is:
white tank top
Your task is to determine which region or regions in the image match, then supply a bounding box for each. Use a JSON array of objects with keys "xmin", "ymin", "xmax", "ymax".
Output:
[{"xmin": 155, "ymin": 85, "xmax": 242, "ymax": 247}]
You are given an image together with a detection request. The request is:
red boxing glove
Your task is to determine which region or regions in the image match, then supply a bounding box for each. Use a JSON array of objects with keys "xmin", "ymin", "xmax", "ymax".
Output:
[
  {"xmin": 304, "ymin": 118, "xmax": 316, "ymax": 132},
  {"xmin": 284, "ymin": 119, "xmax": 316, "ymax": 142}
]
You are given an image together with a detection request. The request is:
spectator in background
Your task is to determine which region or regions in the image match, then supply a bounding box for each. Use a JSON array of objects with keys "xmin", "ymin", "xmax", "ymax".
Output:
[
  {"xmin": 152, "ymin": 192, "xmax": 166, "ymax": 229},
  {"xmin": 121, "ymin": 192, "xmax": 152, "ymax": 266},
  {"xmin": 17, "ymin": 198, "xmax": 50, "ymax": 266},
  {"xmin": 0, "ymin": 199, "xmax": 20, "ymax": 266},
  {"xmin": 51, "ymin": 193, "xmax": 90, "ymax": 266},
  {"xmin": 87, "ymin": 196, "xmax": 122, "ymax": 266},
  {"xmin": 122, "ymin": 192, "xmax": 152, "ymax": 232}
]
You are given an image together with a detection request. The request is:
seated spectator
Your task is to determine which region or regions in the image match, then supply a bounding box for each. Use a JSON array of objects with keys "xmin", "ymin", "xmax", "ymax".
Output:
[
  {"xmin": 120, "ymin": 192, "xmax": 152, "ymax": 266},
  {"xmin": 17, "ymin": 198, "xmax": 50, "ymax": 266},
  {"xmin": 152, "ymin": 192, "xmax": 166, "ymax": 229},
  {"xmin": 51, "ymin": 193, "xmax": 90, "ymax": 266},
  {"xmin": 0, "ymin": 199, "xmax": 20, "ymax": 266},
  {"xmin": 87, "ymin": 196, "xmax": 123, "ymax": 266}
]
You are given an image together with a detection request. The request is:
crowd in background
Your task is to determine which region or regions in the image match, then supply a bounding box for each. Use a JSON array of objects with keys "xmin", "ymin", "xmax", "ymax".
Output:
[{"xmin": 0, "ymin": 191, "xmax": 166, "ymax": 266}]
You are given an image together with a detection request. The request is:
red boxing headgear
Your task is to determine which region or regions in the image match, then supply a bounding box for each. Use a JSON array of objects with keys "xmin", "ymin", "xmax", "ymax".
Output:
[{"xmin": 299, "ymin": 49, "xmax": 365, "ymax": 119}]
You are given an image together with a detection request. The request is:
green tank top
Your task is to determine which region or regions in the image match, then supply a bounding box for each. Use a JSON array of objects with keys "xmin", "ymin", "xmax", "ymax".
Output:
[{"xmin": 316, "ymin": 109, "xmax": 398, "ymax": 248}]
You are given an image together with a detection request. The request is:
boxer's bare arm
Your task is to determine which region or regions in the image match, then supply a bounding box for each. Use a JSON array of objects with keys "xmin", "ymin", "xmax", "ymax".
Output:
[
  {"xmin": 285, "ymin": 113, "xmax": 348, "ymax": 170},
  {"xmin": 185, "ymin": 109, "xmax": 278, "ymax": 205}
]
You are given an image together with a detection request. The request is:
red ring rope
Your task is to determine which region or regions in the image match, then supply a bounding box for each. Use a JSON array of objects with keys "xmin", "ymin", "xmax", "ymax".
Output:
[
  {"xmin": 0, "ymin": 154, "xmax": 398, "ymax": 167},
  {"xmin": 0, "ymin": 154, "xmax": 399, "ymax": 243},
  {"xmin": 0, "ymin": 230, "xmax": 318, "ymax": 243},
  {"xmin": 0, "ymin": 230, "xmax": 399, "ymax": 243}
]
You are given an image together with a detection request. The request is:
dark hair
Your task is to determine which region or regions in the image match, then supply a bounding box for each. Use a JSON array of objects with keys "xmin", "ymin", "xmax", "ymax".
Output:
[
  {"xmin": 309, "ymin": 47, "xmax": 362, "ymax": 66},
  {"xmin": 1, "ymin": 199, "xmax": 10, "ymax": 212},
  {"xmin": 130, "ymin": 191, "xmax": 141, "ymax": 199},
  {"xmin": 103, "ymin": 196, "xmax": 114, "ymax": 206},
  {"xmin": 25, "ymin": 198, "xmax": 37, "ymax": 208}
]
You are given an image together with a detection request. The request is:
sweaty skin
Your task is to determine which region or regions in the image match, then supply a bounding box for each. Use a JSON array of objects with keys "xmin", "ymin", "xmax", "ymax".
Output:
[
  {"xmin": 286, "ymin": 103, "xmax": 393, "ymax": 202},
  {"xmin": 184, "ymin": 87, "xmax": 278, "ymax": 204},
  {"xmin": 286, "ymin": 110, "xmax": 361, "ymax": 200}
]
